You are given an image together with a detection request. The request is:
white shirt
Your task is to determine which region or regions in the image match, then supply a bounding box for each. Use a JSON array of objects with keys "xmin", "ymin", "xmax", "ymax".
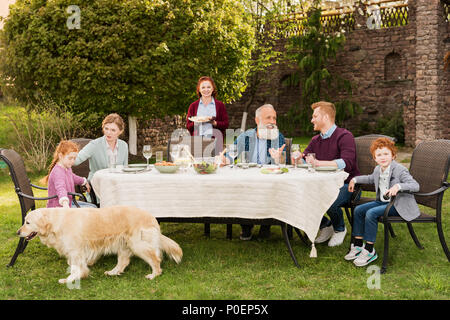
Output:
[
  {"xmin": 106, "ymin": 138, "xmax": 119, "ymax": 165},
  {"xmin": 379, "ymin": 165, "xmax": 391, "ymax": 202},
  {"xmin": 197, "ymin": 97, "xmax": 216, "ymax": 136}
]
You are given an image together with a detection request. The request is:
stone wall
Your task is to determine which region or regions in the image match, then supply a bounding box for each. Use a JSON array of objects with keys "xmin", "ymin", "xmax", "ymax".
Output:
[
  {"xmin": 131, "ymin": 115, "xmax": 184, "ymax": 160},
  {"xmin": 137, "ymin": 0, "xmax": 449, "ymax": 148},
  {"xmin": 440, "ymin": 1, "xmax": 450, "ymax": 140},
  {"xmin": 224, "ymin": 0, "xmax": 449, "ymax": 147}
]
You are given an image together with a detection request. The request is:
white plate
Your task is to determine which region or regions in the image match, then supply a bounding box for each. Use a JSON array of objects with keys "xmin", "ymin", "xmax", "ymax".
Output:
[
  {"xmin": 128, "ymin": 163, "xmax": 148, "ymax": 168},
  {"xmin": 260, "ymin": 167, "xmax": 288, "ymax": 174},
  {"xmin": 188, "ymin": 116, "xmax": 211, "ymax": 123},
  {"xmin": 122, "ymin": 167, "xmax": 148, "ymax": 173},
  {"xmin": 315, "ymin": 166, "xmax": 339, "ymax": 171}
]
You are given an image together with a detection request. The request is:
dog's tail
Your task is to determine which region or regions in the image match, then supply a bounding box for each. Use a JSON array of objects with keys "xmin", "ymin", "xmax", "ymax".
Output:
[{"xmin": 160, "ymin": 234, "xmax": 183, "ymax": 264}]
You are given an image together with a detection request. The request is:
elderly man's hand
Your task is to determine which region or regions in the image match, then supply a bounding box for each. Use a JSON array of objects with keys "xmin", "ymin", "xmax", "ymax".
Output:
[{"xmin": 269, "ymin": 144, "xmax": 286, "ymax": 164}]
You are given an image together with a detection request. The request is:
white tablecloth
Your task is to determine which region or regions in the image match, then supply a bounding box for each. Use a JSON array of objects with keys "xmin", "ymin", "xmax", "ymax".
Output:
[{"xmin": 91, "ymin": 166, "xmax": 348, "ymax": 246}]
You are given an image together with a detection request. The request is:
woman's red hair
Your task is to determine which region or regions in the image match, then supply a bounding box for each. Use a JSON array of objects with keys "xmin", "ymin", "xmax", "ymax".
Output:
[{"xmin": 196, "ymin": 76, "xmax": 217, "ymax": 98}]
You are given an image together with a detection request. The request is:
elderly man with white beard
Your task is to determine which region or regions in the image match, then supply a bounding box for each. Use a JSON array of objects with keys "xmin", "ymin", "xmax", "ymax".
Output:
[{"xmin": 221, "ymin": 103, "xmax": 287, "ymax": 240}]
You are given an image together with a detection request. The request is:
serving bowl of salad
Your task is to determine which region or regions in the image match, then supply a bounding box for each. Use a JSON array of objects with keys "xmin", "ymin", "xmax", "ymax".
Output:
[{"xmin": 193, "ymin": 157, "xmax": 218, "ymax": 174}]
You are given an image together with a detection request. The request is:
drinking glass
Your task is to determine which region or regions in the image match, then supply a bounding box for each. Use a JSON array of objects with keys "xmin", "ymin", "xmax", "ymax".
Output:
[
  {"xmin": 143, "ymin": 145, "xmax": 152, "ymax": 169},
  {"xmin": 291, "ymin": 144, "xmax": 301, "ymax": 169},
  {"xmin": 156, "ymin": 151, "xmax": 163, "ymax": 163},
  {"xmin": 170, "ymin": 144, "xmax": 181, "ymax": 162},
  {"xmin": 228, "ymin": 144, "xmax": 237, "ymax": 168},
  {"xmin": 279, "ymin": 151, "xmax": 286, "ymax": 167},
  {"xmin": 306, "ymin": 153, "xmax": 316, "ymax": 173},
  {"xmin": 239, "ymin": 151, "xmax": 249, "ymax": 169}
]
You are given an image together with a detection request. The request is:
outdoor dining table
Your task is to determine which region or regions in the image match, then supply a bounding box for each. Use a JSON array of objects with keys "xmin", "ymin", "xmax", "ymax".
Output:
[{"xmin": 91, "ymin": 165, "xmax": 349, "ymax": 267}]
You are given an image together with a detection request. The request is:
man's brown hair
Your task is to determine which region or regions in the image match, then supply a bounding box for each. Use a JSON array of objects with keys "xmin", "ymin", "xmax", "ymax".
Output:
[{"xmin": 311, "ymin": 101, "xmax": 336, "ymax": 122}]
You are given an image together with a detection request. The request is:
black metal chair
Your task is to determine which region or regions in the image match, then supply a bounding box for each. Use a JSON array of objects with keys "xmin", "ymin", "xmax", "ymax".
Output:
[
  {"xmin": 379, "ymin": 139, "xmax": 450, "ymax": 273},
  {"xmin": 0, "ymin": 148, "xmax": 84, "ymax": 267},
  {"xmin": 70, "ymin": 138, "xmax": 99, "ymax": 207}
]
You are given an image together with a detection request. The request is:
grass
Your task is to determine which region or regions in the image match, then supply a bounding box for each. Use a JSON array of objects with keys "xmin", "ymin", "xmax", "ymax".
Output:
[{"xmin": 0, "ymin": 170, "xmax": 448, "ymax": 300}]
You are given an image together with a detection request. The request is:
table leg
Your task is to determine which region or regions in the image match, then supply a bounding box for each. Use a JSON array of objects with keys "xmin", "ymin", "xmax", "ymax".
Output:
[{"xmin": 281, "ymin": 223, "xmax": 300, "ymax": 268}]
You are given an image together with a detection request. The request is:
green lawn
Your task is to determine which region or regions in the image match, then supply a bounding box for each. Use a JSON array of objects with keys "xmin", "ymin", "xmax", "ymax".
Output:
[{"xmin": 0, "ymin": 170, "xmax": 448, "ymax": 300}]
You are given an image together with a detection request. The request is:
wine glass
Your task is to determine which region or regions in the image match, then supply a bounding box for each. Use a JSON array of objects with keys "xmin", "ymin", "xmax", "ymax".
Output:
[
  {"xmin": 143, "ymin": 145, "xmax": 152, "ymax": 169},
  {"xmin": 228, "ymin": 144, "xmax": 237, "ymax": 168},
  {"xmin": 291, "ymin": 144, "xmax": 301, "ymax": 169}
]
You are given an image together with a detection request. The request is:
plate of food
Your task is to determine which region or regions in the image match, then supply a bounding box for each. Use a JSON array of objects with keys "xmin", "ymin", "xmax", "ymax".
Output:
[
  {"xmin": 188, "ymin": 116, "xmax": 212, "ymax": 123},
  {"xmin": 154, "ymin": 161, "xmax": 180, "ymax": 173},
  {"xmin": 128, "ymin": 163, "xmax": 148, "ymax": 168},
  {"xmin": 122, "ymin": 167, "xmax": 148, "ymax": 173},
  {"xmin": 260, "ymin": 167, "xmax": 289, "ymax": 174},
  {"xmin": 236, "ymin": 162, "xmax": 258, "ymax": 168}
]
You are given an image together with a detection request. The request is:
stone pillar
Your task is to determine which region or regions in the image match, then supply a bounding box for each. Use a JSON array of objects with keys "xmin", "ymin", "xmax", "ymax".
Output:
[{"xmin": 414, "ymin": 0, "xmax": 443, "ymax": 145}]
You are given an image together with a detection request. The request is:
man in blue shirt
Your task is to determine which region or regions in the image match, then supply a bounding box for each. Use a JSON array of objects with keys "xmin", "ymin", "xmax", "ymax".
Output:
[{"xmin": 222, "ymin": 104, "xmax": 286, "ymax": 240}]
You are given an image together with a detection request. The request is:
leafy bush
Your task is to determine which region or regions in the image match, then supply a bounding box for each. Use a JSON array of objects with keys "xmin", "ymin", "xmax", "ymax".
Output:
[
  {"xmin": 0, "ymin": 0, "xmax": 255, "ymax": 118},
  {"xmin": 2, "ymin": 96, "xmax": 102, "ymax": 172},
  {"xmin": 375, "ymin": 109, "xmax": 405, "ymax": 144}
]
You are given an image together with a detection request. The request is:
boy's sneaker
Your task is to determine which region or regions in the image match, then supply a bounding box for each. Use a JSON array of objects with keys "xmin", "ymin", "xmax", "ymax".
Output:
[
  {"xmin": 314, "ymin": 225, "xmax": 334, "ymax": 243},
  {"xmin": 344, "ymin": 244, "xmax": 364, "ymax": 261},
  {"xmin": 353, "ymin": 248, "xmax": 378, "ymax": 267}
]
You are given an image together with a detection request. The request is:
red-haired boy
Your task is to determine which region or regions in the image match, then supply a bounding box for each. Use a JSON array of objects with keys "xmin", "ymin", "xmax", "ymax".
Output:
[{"xmin": 346, "ymin": 138, "xmax": 420, "ymax": 266}]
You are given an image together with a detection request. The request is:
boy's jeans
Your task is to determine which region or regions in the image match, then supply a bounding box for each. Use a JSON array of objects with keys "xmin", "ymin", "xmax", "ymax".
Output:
[{"xmin": 352, "ymin": 200, "xmax": 399, "ymax": 243}]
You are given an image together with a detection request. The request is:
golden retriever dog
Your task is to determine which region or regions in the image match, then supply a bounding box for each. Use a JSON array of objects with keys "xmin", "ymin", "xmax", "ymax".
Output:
[{"xmin": 17, "ymin": 206, "xmax": 182, "ymax": 284}]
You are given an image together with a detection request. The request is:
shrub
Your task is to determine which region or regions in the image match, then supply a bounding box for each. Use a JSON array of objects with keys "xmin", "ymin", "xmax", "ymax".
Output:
[
  {"xmin": 2, "ymin": 96, "xmax": 102, "ymax": 172},
  {"xmin": 0, "ymin": 0, "xmax": 255, "ymax": 118},
  {"xmin": 375, "ymin": 109, "xmax": 405, "ymax": 144}
]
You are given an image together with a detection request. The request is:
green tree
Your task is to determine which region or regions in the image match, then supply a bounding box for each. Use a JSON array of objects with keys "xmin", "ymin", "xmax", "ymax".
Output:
[
  {"xmin": 282, "ymin": 0, "xmax": 360, "ymax": 135},
  {"xmin": 237, "ymin": 0, "xmax": 291, "ymax": 130},
  {"xmin": 0, "ymin": 0, "xmax": 255, "ymax": 118}
]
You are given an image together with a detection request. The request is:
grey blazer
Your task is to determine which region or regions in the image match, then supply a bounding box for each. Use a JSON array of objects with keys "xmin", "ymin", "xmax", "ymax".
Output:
[{"xmin": 354, "ymin": 160, "xmax": 420, "ymax": 221}]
